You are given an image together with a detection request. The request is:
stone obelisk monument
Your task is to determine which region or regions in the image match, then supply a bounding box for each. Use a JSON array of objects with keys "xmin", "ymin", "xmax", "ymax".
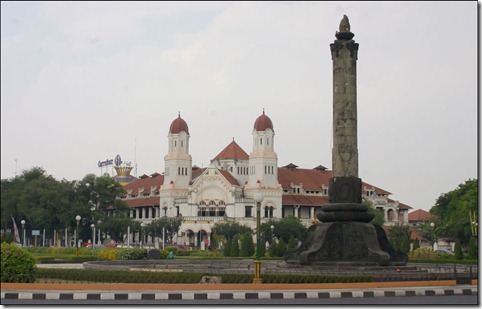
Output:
[{"xmin": 285, "ymin": 16, "xmax": 406, "ymax": 266}]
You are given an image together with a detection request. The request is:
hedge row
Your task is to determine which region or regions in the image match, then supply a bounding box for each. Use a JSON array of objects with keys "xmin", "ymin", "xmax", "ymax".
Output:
[{"xmin": 36, "ymin": 268, "xmax": 373, "ymax": 284}]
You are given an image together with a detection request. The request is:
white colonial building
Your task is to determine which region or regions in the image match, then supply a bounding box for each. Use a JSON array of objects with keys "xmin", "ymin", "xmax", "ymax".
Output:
[{"xmin": 119, "ymin": 111, "xmax": 411, "ymax": 248}]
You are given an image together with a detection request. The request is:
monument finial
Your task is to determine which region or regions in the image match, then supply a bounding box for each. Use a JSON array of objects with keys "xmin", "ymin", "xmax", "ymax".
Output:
[
  {"xmin": 335, "ymin": 15, "xmax": 354, "ymax": 40},
  {"xmin": 339, "ymin": 15, "xmax": 350, "ymax": 32}
]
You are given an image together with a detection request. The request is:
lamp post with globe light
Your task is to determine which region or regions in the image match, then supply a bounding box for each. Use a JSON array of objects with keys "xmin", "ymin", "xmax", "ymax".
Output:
[
  {"xmin": 253, "ymin": 193, "xmax": 264, "ymax": 284},
  {"xmin": 21, "ymin": 220, "xmax": 26, "ymax": 247},
  {"xmin": 430, "ymin": 222, "xmax": 435, "ymax": 250},
  {"xmin": 270, "ymin": 225, "xmax": 275, "ymax": 244},
  {"xmin": 91, "ymin": 224, "xmax": 96, "ymax": 248},
  {"xmin": 75, "ymin": 215, "xmax": 81, "ymax": 256}
]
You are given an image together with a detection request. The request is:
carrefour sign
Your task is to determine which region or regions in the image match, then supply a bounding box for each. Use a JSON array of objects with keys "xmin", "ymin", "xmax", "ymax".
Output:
[
  {"xmin": 115, "ymin": 154, "xmax": 122, "ymax": 166},
  {"xmin": 98, "ymin": 159, "xmax": 113, "ymax": 167}
]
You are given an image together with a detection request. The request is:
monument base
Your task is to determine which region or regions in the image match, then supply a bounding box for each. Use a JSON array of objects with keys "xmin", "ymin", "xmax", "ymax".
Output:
[
  {"xmin": 285, "ymin": 220, "xmax": 390, "ymax": 266},
  {"xmin": 284, "ymin": 203, "xmax": 407, "ymax": 267}
]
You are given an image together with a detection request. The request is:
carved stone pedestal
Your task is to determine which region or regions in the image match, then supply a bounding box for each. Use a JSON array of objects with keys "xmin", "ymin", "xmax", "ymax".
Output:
[{"xmin": 292, "ymin": 221, "xmax": 390, "ymax": 266}]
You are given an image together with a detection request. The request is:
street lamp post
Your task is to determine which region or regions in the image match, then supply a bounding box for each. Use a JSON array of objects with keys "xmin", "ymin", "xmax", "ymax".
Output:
[
  {"xmin": 91, "ymin": 224, "xmax": 95, "ymax": 248},
  {"xmin": 470, "ymin": 210, "xmax": 478, "ymax": 238},
  {"xmin": 97, "ymin": 220, "xmax": 102, "ymax": 247},
  {"xmin": 21, "ymin": 220, "xmax": 26, "ymax": 247},
  {"xmin": 430, "ymin": 222, "xmax": 435, "ymax": 250},
  {"xmin": 253, "ymin": 193, "xmax": 264, "ymax": 284},
  {"xmin": 75, "ymin": 215, "xmax": 81, "ymax": 256},
  {"xmin": 270, "ymin": 225, "xmax": 274, "ymax": 244},
  {"xmin": 140, "ymin": 222, "xmax": 146, "ymax": 248}
]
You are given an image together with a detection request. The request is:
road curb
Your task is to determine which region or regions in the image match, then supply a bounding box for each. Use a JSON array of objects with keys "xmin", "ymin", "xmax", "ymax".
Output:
[{"xmin": 1, "ymin": 287, "xmax": 477, "ymax": 301}]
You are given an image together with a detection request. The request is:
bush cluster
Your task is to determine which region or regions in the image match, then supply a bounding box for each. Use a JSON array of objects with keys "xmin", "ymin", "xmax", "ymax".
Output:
[
  {"xmin": 1, "ymin": 242, "xmax": 37, "ymax": 283},
  {"xmin": 98, "ymin": 248, "xmax": 147, "ymax": 261},
  {"xmin": 26, "ymin": 246, "xmax": 99, "ymax": 257},
  {"xmin": 409, "ymin": 247, "xmax": 436, "ymax": 260},
  {"xmin": 36, "ymin": 268, "xmax": 373, "ymax": 284}
]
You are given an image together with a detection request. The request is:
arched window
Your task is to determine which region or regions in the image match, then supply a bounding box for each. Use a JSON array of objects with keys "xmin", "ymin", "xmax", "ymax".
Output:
[
  {"xmin": 209, "ymin": 207, "xmax": 216, "ymax": 217},
  {"xmin": 218, "ymin": 207, "xmax": 225, "ymax": 217},
  {"xmin": 387, "ymin": 209, "xmax": 395, "ymax": 221}
]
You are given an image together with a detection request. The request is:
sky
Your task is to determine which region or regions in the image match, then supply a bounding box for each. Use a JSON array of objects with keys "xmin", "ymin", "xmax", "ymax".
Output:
[{"xmin": 1, "ymin": 1, "xmax": 478, "ymax": 212}]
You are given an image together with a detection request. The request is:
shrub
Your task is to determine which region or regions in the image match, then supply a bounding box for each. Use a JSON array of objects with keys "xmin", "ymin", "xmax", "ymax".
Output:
[
  {"xmin": 468, "ymin": 237, "xmax": 477, "ymax": 259},
  {"xmin": 36, "ymin": 268, "xmax": 373, "ymax": 284},
  {"xmin": 165, "ymin": 246, "xmax": 179, "ymax": 255},
  {"xmin": 412, "ymin": 239, "xmax": 420, "ymax": 252},
  {"xmin": 268, "ymin": 240, "xmax": 278, "ymax": 257},
  {"xmin": 409, "ymin": 247, "xmax": 436, "ymax": 260},
  {"xmin": 454, "ymin": 239, "xmax": 463, "ymax": 260},
  {"xmin": 277, "ymin": 238, "xmax": 287, "ymax": 257},
  {"xmin": 1, "ymin": 242, "xmax": 37, "ymax": 283},
  {"xmin": 223, "ymin": 240, "xmax": 231, "ymax": 257},
  {"xmin": 239, "ymin": 232, "xmax": 254, "ymax": 257},
  {"xmin": 230, "ymin": 235, "xmax": 240, "ymax": 257}
]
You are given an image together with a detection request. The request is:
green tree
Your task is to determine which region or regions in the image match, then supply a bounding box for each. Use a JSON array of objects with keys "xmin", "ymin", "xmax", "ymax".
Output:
[
  {"xmin": 277, "ymin": 238, "xmax": 287, "ymax": 257},
  {"xmin": 100, "ymin": 214, "xmax": 139, "ymax": 243},
  {"xmin": 259, "ymin": 235, "xmax": 267, "ymax": 257},
  {"xmin": 212, "ymin": 222, "xmax": 252, "ymax": 243},
  {"xmin": 467, "ymin": 237, "xmax": 477, "ymax": 259},
  {"xmin": 261, "ymin": 216, "xmax": 307, "ymax": 245},
  {"xmin": 223, "ymin": 239, "xmax": 231, "ymax": 257},
  {"xmin": 430, "ymin": 179, "xmax": 478, "ymax": 247},
  {"xmin": 388, "ymin": 225, "xmax": 411, "ymax": 253},
  {"xmin": 412, "ymin": 238, "xmax": 420, "ymax": 252},
  {"xmin": 230, "ymin": 234, "xmax": 240, "ymax": 257},
  {"xmin": 268, "ymin": 240, "xmax": 278, "ymax": 257},
  {"xmin": 454, "ymin": 239, "xmax": 464, "ymax": 260},
  {"xmin": 287, "ymin": 235, "xmax": 297, "ymax": 252},
  {"xmin": 400, "ymin": 236, "xmax": 410, "ymax": 254},
  {"xmin": 145, "ymin": 217, "xmax": 182, "ymax": 245},
  {"xmin": 240, "ymin": 232, "xmax": 254, "ymax": 257},
  {"xmin": 364, "ymin": 199, "xmax": 385, "ymax": 226}
]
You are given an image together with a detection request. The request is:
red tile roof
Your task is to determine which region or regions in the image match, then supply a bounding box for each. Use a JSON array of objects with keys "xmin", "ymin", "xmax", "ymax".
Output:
[
  {"xmin": 212, "ymin": 139, "xmax": 249, "ymax": 161},
  {"xmin": 219, "ymin": 170, "xmax": 240, "ymax": 186},
  {"xmin": 408, "ymin": 209, "xmax": 432, "ymax": 222},
  {"xmin": 125, "ymin": 196, "xmax": 160, "ymax": 207},
  {"xmin": 387, "ymin": 198, "xmax": 413, "ymax": 210},
  {"xmin": 282, "ymin": 194, "xmax": 329, "ymax": 206},
  {"xmin": 363, "ymin": 182, "xmax": 392, "ymax": 195},
  {"xmin": 124, "ymin": 174, "xmax": 164, "ymax": 195},
  {"xmin": 278, "ymin": 167, "xmax": 332, "ymax": 191}
]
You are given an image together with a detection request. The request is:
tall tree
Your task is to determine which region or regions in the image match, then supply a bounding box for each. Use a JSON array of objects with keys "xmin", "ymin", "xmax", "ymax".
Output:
[
  {"xmin": 364, "ymin": 199, "xmax": 385, "ymax": 226},
  {"xmin": 145, "ymin": 217, "xmax": 182, "ymax": 245},
  {"xmin": 261, "ymin": 216, "xmax": 307, "ymax": 244},
  {"xmin": 211, "ymin": 222, "xmax": 252, "ymax": 243},
  {"xmin": 387, "ymin": 225, "xmax": 411, "ymax": 253},
  {"xmin": 430, "ymin": 179, "xmax": 478, "ymax": 247}
]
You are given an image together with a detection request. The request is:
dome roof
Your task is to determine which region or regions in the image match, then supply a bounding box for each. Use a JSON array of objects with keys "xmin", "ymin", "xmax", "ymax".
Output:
[
  {"xmin": 253, "ymin": 110, "xmax": 273, "ymax": 131},
  {"xmin": 169, "ymin": 113, "xmax": 189, "ymax": 134}
]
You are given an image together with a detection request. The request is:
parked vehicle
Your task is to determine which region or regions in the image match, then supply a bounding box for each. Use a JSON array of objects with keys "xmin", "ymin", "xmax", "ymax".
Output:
[{"xmin": 435, "ymin": 249, "xmax": 454, "ymax": 255}]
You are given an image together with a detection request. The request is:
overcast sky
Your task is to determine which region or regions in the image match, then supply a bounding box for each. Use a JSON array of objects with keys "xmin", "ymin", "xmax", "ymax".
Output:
[{"xmin": 1, "ymin": 1, "xmax": 478, "ymax": 212}]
